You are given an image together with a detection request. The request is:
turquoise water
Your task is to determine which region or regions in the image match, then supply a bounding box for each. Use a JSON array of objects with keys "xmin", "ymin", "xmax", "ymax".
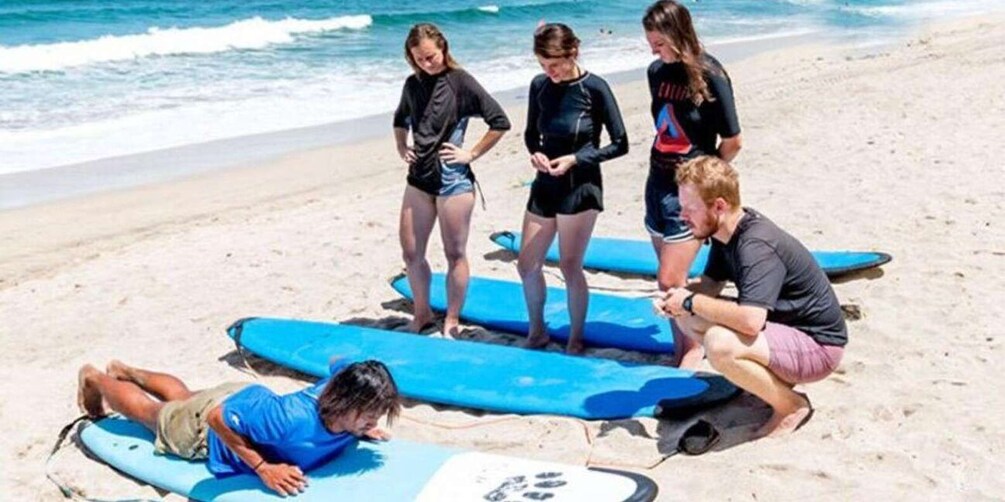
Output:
[{"xmin": 0, "ymin": 0, "xmax": 1000, "ymax": 173}]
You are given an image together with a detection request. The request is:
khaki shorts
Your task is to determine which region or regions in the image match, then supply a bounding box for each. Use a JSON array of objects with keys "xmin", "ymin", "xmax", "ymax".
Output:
[{"xmin": 154, "ymin": 382, "xmax": 249, "ymax": 459}]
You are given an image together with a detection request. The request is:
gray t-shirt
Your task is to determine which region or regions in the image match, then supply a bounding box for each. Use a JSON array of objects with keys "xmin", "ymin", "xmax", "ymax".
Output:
[{"xmin": 704, "ymin": 208, "xmax": 848, "ymax": 346}]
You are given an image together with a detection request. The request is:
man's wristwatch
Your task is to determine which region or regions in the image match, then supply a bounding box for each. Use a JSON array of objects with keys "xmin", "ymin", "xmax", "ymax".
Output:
[{"xmin": 682, "ymin": 293, "xmax": 696, "ymax": 314}]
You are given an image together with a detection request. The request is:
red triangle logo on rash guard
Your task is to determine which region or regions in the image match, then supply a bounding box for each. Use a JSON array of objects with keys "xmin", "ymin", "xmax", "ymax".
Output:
[{"xmin": 654, "ymin": 103, "xmax": 693, "ymax": 155}]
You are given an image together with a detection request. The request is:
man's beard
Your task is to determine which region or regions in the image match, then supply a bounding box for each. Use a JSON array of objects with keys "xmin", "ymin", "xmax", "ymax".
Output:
[{"xmin": 690, "ymin": 209, "xmax": 720, "ymax": 240}]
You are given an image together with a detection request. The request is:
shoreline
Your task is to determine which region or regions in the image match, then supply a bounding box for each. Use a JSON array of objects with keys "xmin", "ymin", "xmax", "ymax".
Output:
[
  {"xmin": 0, "ymin": 29, "xmax": 856, "ymax": 212},
  {"xmin": 0, "ymin": 15, "xmax": 984, "ymax": 289}
]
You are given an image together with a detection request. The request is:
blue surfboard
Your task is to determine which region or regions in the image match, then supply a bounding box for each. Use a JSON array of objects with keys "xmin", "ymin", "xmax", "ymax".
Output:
[
  {"xmin": 80, "ymin": 417, "xmax": 658, "ymax": 501},
  {"xmin": 490, "ymin": 231, "xmax": 891, "ymax": 278},
  {"xmin": 227, "ymin": 317, "xmax": 736, "ymax": 420},
  {"xmin": 389, "ymin": 274, "xmax": 674, "ymax": 354}
]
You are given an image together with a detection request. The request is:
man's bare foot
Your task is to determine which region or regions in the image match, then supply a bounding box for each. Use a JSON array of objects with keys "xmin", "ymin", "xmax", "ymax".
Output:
[
  {"xmin": 106, "ymin": 359, "xmax": 134, "ymax": 382},
  {"xmin": 565, "ymin": 337, "xmax": 586, "ymax": 355},
  {"xmin": 755, "ymin": 395, "xmax": 813, "ymax": 438},
  {"xmin": 523, "ymin": 332, "xmax": 550, "ymax": 349},
  {"xmin": 77, "ymin": 365, "xmax": 106, "ymax": 418},
  {"xmin": 674, "ymin": 346, "xmax": 706, "ymax": 369}
]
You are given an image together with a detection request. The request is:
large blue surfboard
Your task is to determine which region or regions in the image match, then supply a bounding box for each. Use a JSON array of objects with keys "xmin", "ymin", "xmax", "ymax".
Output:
[
  {"xmin": 227, "ymin": 317, "xmax": 736, "ymax": 420},
  {"xmin": 80, "ymin": 416, "xmax": 658, "ymax": 501},
  {"xmin": 490, "ymin": 231, "xmax": 891, "ymax": 279},
  {"xmin": 389, "ymin": 274, "xmax": 674, "ymax": 354}
]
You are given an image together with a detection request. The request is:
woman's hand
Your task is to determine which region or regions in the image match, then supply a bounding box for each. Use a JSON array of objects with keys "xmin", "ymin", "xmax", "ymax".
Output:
[
  {"xmin": 256, "ymin": 462, "xmax": 308, "ymax": 497},
  {"xmin": 548, "ymin": 155, "xmax": 577, "ymax": 176},
  {"xmin": 530, "ymin": 152, "xmax": 551, "ymax": 173},
  {"xmin": 397, "ymin": 144, "xmax": 417, "ymax": 165},
  {"xmin": 439, "ymin": 143, "xmax": 474, "ymax": 165}
]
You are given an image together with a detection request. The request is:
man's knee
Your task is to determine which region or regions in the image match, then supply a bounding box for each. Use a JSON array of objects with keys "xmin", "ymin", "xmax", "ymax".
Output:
[
  {"xmin": 674, "ymin": 315, "xmax": 700, "ymax": 339},
  {"xmin": 703, "ymin": 326, "xmax": 743, "ymax": 367}
]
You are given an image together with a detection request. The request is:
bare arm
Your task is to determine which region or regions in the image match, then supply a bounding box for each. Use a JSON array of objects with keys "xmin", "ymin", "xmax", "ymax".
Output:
[
  {"xmin": 206, "ymin": 405, "xmax": 307, "ymax": 496},
  {"xmin": 439, "ymin": 129, "xmax": 505, "ymax": 165},
  {"xmin": 689, "ymin": 294, "xmax": 766, "ymax": 337},
  {"xmin": 687, "ymin": 275, "xmax": 727, "ymax": 297},
  {"xmin": 717, "ymin": 134, "xmax": 743, "ymax": 162},
  {"xmin": 663, "ymin": 282, "xmax": 767, "ymax": 338},
  {"xmin": 468, "ymin": 129, "xmax": 506, "ymax": 160}
]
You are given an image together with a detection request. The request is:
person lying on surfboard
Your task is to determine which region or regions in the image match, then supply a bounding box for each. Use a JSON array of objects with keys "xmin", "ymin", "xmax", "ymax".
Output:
[
  {"xmin": 654, "ymin": 156, "xmax": 846, "ymax": 437},
  {"xmin": 77, "ymin": 358, "xmax": 401, "ymax": 496}
]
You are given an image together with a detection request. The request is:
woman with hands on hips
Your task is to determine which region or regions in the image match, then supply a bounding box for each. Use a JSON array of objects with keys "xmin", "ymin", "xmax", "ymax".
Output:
[{"xmin": 393, "ymin": 23, "xmax": 511, "ymax": 337}]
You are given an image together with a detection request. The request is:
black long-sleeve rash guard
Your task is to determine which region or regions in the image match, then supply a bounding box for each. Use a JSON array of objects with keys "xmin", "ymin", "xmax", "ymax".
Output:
[
  {"xmin": 523, "ymin": 72, "xmax": 628, "ymax": 175},
  {"xmin": 393, "ymin": 68, "xmax": 511, "ymax": 194}
]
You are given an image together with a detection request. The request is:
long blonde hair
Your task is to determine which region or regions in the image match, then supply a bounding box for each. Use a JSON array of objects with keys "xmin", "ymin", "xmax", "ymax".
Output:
[
  {"xmin": 404, "ymin": 23, "xmax": 460, "ymax": 75},
  {"xmin": 643, "ymin": 0, "xmax": 714, "ymax": 105}
]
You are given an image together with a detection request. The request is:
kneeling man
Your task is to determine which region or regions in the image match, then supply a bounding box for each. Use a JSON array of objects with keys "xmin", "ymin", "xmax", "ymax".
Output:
[
  {"xmin": 78, "ymin": 358, "xmax": 401, "ymax": 495},
  {"xmin": 657, "ymin": 155, "xmax": 846, "ymax": 437}
]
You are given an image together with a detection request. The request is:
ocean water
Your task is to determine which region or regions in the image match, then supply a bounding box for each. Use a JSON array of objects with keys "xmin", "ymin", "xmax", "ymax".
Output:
[{"xmin": 0, "ymin": 0, "xmax": 1001, "ymax": 175}]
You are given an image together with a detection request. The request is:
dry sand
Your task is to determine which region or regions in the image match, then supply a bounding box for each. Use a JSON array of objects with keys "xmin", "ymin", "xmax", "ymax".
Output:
[{"xmin": 2, "ymin": 14, "xmax": 1003, "ymax": 501}]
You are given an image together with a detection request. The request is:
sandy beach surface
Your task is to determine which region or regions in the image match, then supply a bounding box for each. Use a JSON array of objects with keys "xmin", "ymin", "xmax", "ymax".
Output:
[{"xmin": 2, "ymin": 14, "xmax": 1004, "ymax": 501}]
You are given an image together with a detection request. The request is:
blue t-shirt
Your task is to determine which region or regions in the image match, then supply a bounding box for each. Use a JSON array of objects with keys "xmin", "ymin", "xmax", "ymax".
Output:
[{"xmin": 206, "ymin": 362, "xmax": 357, "ymax": 477}]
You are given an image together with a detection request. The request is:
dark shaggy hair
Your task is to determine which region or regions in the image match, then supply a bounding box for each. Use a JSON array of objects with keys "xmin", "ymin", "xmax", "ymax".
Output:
[{"xmin": 317, "ymin": 360, "xmax": 401, "ymax": 427}]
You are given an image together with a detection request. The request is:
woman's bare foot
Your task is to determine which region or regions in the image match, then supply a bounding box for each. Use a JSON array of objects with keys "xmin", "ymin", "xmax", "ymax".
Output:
[
  {"xmin": 77, "ymin": 365, "xmax": 106, "ymax": 418},
  {"xmin": 442, "ymin": 316, "xmax": 461, "ymax": 339},
  {"xmin": 756, "ymin": 395, "xmax": 813, "ymax": 438},
  {"xmin": 523, "ymin": 332, "xmax": 551, "ymax": 349},
  {"xmin": 565, "ymin": 336, "xmax": 586, "ymax": 355},
  {"xmin": 405, "ymin": 310, "xmax": 436, "ymax": 333}
]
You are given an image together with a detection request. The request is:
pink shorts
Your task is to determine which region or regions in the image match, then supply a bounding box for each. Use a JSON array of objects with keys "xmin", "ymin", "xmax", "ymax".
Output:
[{"xmin": 763, "ymin": 322, "xmax": 844, "ymax": 384}]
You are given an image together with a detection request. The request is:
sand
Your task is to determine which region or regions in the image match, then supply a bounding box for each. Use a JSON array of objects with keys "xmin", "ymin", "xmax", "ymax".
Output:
[{"xmin": 2, "ymin": 14, "xmax": 1004, "ymax": 501}]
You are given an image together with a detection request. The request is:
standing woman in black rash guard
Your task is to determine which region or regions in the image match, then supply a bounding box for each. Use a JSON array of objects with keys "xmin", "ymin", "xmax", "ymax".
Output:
[
  {"xmin": 394, "ymin": 23, "xmax": 511, "ymax": 337},
  {"xmin": 518, "ymin": 23, "xmax": 628, "ymax": 354},
  {"xmin": 642, "ymin": 0, "xmax": 743, "ymax": 367}
]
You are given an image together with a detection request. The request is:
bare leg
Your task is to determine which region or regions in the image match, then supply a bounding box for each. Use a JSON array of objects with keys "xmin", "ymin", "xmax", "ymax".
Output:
[
  {"xmin": 701, "ymin": 326, "xmax": 812, "ymax": 438},
  {"xmin": 399, "ymin": 186, "xmax": 439, "ymax": 332},
  {"xmin": 672, "ymin": 313, "xmax": 716, "ymax": 369},
  {"xmin": 556, "ymin": 210, "xmax": 598, "ymax": 355},
  {"xmin": 78, "ymin": 365, "xmax": 165, "ymax": 431},
  {"xmin": 652, "ymin": 237, "xmax": 705, "ymax": 367},
  {"xmin": 107, "ymin": 360, "xmax": 194, "ymax": 402},
  {"xmin": 516, "ymin": 212, "xmax": 557, "ymax": 349},
  {"xmin": 436, "ymin": 192, "xmax": 476, "ymax": 337}
]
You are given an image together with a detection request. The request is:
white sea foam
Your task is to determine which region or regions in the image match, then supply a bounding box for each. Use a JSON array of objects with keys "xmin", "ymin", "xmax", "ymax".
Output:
[
  {"xmin": 0, "ymin": 28, "xmax": 828, "ymax": 174},
  {"xmin": 844, "ymin": 0, "xmax": 1003, "ymax": 19},
  {"xmin": 477, "ymin": 5, "xmax": 501, "ymax": 14},
  {"xmin": 0, "ymin": 15, "xmax": 372, "ymax": 74}
]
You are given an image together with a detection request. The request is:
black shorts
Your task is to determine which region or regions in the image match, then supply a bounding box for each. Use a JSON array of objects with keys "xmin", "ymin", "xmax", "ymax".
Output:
[
  {"xmin": 526, "ymin": 175, "xmax": 603, "ymax": 218},
  {"xmin": 645, "ymin": 156, "xmax": 693, "ymax": 243}
]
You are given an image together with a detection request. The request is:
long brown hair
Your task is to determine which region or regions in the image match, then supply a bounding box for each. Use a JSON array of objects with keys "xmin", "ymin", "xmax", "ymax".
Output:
[
  {"xmin": 643, "ymin": 0, "xmax": 713, "ymax": 105},
  {"xmin": 404, "ymin": 23, "xmax": 460, "ymax": 75}
]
